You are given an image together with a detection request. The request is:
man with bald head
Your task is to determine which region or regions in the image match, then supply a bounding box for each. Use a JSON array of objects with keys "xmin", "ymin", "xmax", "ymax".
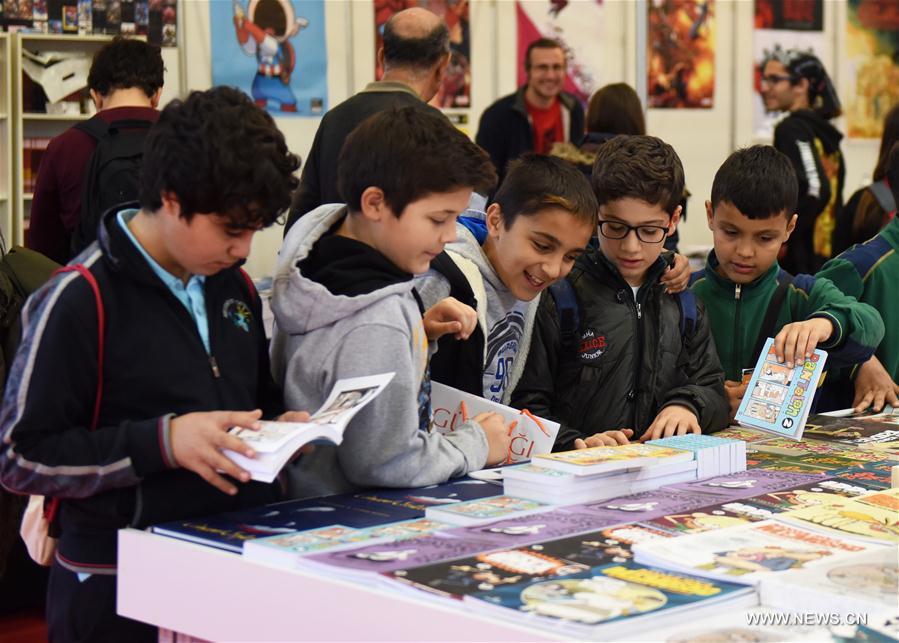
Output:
[{"xmin": 285, "ymin": 7, "xmax": 450, "ymax": 231}]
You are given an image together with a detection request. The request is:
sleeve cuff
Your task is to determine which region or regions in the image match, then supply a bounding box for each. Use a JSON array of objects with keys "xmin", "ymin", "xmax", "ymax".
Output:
[
  {"xmin": 809, "ymin": 311, "xmax": 845, "ymax": 349},
  {"xmin": 129, "ymin": 414, "xmax": 178, "ymax": 477}
]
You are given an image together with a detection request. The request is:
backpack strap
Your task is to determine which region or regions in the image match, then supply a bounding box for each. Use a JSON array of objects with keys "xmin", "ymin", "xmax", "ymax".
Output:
[
  {"xmin": 751, "ymin": 271, "xmax": 794, "ymax": 364},
  {"xmin": 45, "ymin": 264, "xmax": 105, "ymax": 524},
  {"xmin": 867, "ymin": 179, "xmax": 897, "ymax": 215},
  {"xmin": 548, "ymin": 279, "xmax": 579, "ymax": 348},
  {"xmin": 238, "ymin": 268, "xmax": 258, "ymax": 301},
  {"xmin": 429, "ymin": 252, "xmax": 477, "ymax": 310},
  {"xmin": 675, "ymin": 289, "xmax": 698, "ymax": 338},
  {"xmin": 73, "ymin": 116, "xmax": 110, "ymax": 142}
]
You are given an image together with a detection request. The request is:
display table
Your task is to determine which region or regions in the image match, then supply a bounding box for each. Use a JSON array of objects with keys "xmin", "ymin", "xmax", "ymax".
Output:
[{"xmin": 117, "ymin": 528, "xmax": 560, "ymax": 642}]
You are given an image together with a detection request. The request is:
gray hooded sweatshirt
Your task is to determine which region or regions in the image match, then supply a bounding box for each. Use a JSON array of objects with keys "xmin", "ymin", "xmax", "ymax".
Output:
[{"xmin": 270, "ymin": 204, "xmax": 489, "ymax": 499}]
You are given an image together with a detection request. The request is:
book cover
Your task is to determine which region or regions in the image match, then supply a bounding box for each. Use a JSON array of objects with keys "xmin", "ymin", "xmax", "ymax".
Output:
[
  {"xmin": 633, "ymin": 520, "xmax": 875, "ymax": 585},
  {"xmin": 830, "ymin": 461, "xmax": 898, "ymax": 490},
  {"xmin": 430, "ymin": 382, "xmax": 560, "ymax": 464},
  {"xmin": 562, "ymin": 488, "xmax": 724, "ymax": 525},
  {"xmin": 801, "ymin": 409, "xmax": 899, "ymax": 457},
  {"xmin": 533, "ymin": 444, "xmax": 692, "ymax": 475},
  {"xmin": 669, "ymin": 470, "xmax": 826, "ymax": 500},
  {"xmin": 352, "ymin": 478, "xmax": 502, "ymax": 511},
  {"xmin": 743, "ymin": 478, "xmax": 876, "ymax": 513},
  {"xmin": 424, "ymin": 496, "xmax": 550, "ymax": 526},
  {"xmin": 734, "ymin": 339, "xmax": 827, "ymax": 440},
  {"xmin": 444, "ymin": 509, "xmax": 625, "ymax": 550},
  {"xmin": 751, "ymin": 436, "xmax": 885, "ymax": 459},
  {"xmin": 714, "ymin": 427, "xmax": 773, "ymax": 443},
  {"xmin": 642, "ymin": 500, "xmax": 776, "ymax": 535},
  {"xmin": 775, "ymin": 491, "xmax": 899, "ymax": 544}
]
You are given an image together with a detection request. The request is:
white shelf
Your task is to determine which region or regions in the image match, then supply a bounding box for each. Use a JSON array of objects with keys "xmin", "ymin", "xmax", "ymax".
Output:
[
  {"xmin": 23, "ymin": 193, "xmax": 34, "ymax": 201},
  {"xmin": 23, "ymin": 112, "xmax": 91, "ymax": 121},
  {"xmin": 19, "ymin": 33, "xmax": 120, "ymax": 44}
]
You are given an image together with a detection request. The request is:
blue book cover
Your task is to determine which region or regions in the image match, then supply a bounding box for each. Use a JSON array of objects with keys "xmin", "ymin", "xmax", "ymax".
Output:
[{"xmin": 734, "ymin": 338, "xmax": 827, "ymax": 440}]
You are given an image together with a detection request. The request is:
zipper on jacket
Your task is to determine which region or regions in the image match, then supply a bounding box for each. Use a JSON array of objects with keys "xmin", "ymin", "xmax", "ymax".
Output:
[
  {"xmin": 631, "ymin": 292, "xmax": 644, "ymax": 429},
  {"xmin": 732, "ymin": 284, "xmax": 742, "ymax": 376},
  {"xmin": 209, "ymin": 355, "xmax": 221, "ymax": 378}
]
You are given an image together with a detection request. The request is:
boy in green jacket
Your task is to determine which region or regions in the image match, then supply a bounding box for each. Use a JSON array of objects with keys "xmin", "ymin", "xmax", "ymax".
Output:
[
  {"xmin": 690, "ymin": 145, "xmax": 884, "ymax": 418},
  {"xmin": 816, "ymin": 142, "xmax": 899, "ymax": 412}
]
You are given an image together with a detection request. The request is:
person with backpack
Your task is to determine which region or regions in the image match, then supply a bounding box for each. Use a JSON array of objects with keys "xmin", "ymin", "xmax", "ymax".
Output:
[
  {"xmin": 511, "ymin": 136, "xmax": 730, "ymax": 450},
  {"xmin": 27, "ymin": 36, "xmax": 164, "ymax": 265},
  {"xmin": 0, "ymin": 87, "xmax": 303, "ymax": 641}
]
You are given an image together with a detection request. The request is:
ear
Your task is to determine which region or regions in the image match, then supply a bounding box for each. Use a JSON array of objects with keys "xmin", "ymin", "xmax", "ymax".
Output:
[
  {"xmin": 436, "ymin": 52, "xmax": 450, "ymax": 82},
  {"xmin": 159, "ymin": 191, "xmax": 182, "ymax": 218},
  {"xmin": 784, "ymin": 213, "xmax": 798, "ymax": 241},
  {"xmin": 359, "ymin": 187, "xmax": 387, "ymax": 222},
  {"xmin": 705, "ymin": 200, "xmax": 715, "ymax": 231},
  {"xmin": 150, "ymin": 87, "xmax": 163, "ymax": 109},
  {"xmin": 667, "ymin": 205, "xmax": 682, "ymax": 234},
  {"xmin": 376, "ymin": 47, "xmax": 385, "ymax": 71},
  {"xmin": 89, "ymin": 89, "xmax": 104, "ymax": 111},
  {"xmin": 485, "ymin": 203, "xmax": 504, "ymax": 238}
]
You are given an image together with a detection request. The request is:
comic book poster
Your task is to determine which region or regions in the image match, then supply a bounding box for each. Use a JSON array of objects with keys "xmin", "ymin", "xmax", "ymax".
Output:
[
  {"xmin": 374, "ymin": 0, "xmax": 470, "ymax": 110},
  {"xmin": 647, "ymin": 0, "xmax": 715, "ymax": 109},
  {"xmin": 210, "ymin": 0, "xmax": 327, "ymax": 117},
  {"xmin": 752, "ymin": 0, "xmax": 826, "ymax": 138},
  {"xmin": 515, "ymin": 0, "xmax": 604, "ymax": 105},
  {"xmin": 845, "ymin": 0, "xmax": 899, "ymax": 139}
]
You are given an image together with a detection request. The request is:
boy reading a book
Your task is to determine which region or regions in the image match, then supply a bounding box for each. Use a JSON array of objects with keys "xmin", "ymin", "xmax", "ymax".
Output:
[
  {"xmin": 690, "ymin": 145, "xmax": 884, "ymax": 419},
  {"xmin": 512, "ymin": 136, "xmax": 730, "ymax": 450},
  {"xmin": 271, "ymin": 107, "xmax": 515, "ymax": 499},
  {"xmin": 817, "ymin": 142, "xmax": 899, "ymax": 412},
  {"xmin": 0, "ymin": 87, "xmax": 303, "ymax": 641}
]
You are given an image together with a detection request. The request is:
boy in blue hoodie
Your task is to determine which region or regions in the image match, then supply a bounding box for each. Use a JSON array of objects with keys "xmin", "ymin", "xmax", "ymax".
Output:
[{"xmin": 271, "ymin": 107, "xmax": 515, "ymax": 499}]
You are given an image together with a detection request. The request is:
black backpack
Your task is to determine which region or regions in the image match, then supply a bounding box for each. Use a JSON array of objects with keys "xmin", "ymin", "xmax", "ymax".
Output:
[{"xmin": 70, "ymin": 118, "xmax": 154, "ymax": 256}]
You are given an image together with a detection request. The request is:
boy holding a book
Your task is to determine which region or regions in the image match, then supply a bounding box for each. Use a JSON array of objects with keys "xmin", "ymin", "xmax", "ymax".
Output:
[
  {"xmin": 512, "ymin": 135, "xmax": 730, "ymax": 450},
  {"xmin": 271, "ymin": 107, "xmax": 515, "ymax": 499},
  {"xmin": 816, "ymin": 142, "xmax": 899, "ymax": 412},
  {"xmin": 0, "ymin": 87, "xmax": 303, "ymax": 641},
  {"xmin": 690, "ymin": 145, "xmax": 884, "ymax": 419}
]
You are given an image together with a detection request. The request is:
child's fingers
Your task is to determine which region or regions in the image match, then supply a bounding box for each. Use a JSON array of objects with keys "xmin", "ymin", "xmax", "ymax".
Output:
[
  {"xmin": 782, "ymin": 327, "xmax": 799, "ymax": 367},
  {"xmin": 277, "ymin": 410, "xmax": 311, "ymax": 423},
  {"xmin": 219, "ymin": 432, "xmax": 256, "ymax": 459},
  {"xmin": 773, "ymin": 329, "xmax": 787, "ymax": 363},
  {"xmin": 574, "ymin": 438, "xmax": 587, "ymax": 450},
  {"xmin": 219, "ymin": 409, "xmax": 263, "ymax": 430},
  {"xmin": 853, "ymin": 389, "xmax": 874, "ymax": 413},
  {"xmin": 608, "ymin": 430, "xmax": 631, "ymax": 445},
  {"xmin": 196, "ymin": 464, "xmax": 238, "ymax": 496}
]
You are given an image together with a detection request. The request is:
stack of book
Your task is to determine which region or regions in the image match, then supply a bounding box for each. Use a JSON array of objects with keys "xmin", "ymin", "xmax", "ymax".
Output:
[
  {"xmin": 424, "ymin": 495, "xmax": 552, "ymax": 526},
  {"xmin": 648, "ymin": 434, "xmax": 747, "ymax": 477}
]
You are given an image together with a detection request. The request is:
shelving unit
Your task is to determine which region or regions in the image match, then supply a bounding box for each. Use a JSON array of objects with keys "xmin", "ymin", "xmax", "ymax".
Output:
[
  {"xmin": 11, "ymin": 33, "xmax": 117, "ymax": 246},
  {"xmin": 0, "ymin": 34, "xmax": 12, "ymax": 248}
]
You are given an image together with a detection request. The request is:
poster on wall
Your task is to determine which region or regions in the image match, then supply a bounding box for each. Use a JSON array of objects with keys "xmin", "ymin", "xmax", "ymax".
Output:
[
  {"xmin": 515, "ymin": 0, "xmax": 604, "ymax": 106},
  {"xmin": 374, "ymin": 0, "xmax": 470, "ymax": 110},
  {"xmin": 647, "ymin": 0, "xmax": 715, "ymax": 109},
  {"xmin": 210, "ymin": 0, "xmax": 328, "ymax": 117},
  {"xmin": 754, "ymin": 0, "xmax": 822, "ymax": 31},
  {"xmin": 844, "ymin": 0, "xmax": 899, "ymax": 139}
]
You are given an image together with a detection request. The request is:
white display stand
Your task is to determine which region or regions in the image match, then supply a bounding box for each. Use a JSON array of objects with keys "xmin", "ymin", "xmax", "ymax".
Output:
[{"xmin": 117, "ymin": 528, "xmax": 559, "ymax": 642}]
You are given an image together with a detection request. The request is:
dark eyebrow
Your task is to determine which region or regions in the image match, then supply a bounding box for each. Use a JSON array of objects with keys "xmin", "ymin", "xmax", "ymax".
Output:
[{"xmin": 532, "ymin": 231, "xmax": 561, "ymax": 246}]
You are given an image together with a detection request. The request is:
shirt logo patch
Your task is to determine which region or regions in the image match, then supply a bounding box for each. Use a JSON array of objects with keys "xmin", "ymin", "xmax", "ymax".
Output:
[
  {"xmin": 577, "ymin": 328, "xmax": 606, "ymax": 362},
  {"xmin": 223, "ymin": 299, "xmax": 252, "ymax": 332}
]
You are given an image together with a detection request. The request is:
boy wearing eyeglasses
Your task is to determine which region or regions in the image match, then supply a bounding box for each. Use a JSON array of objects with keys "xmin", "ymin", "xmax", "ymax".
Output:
[
  {"xmin": 691, "ymin": 146, "xmax": 883, "ymax": 419},
  {"xmin": 512, "ymin": 136, "xmax": 730, "ymax": 450}
]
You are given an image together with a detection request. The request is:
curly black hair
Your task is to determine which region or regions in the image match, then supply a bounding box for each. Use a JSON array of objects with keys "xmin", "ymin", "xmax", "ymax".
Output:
[
  {"xmin": 139, "ymin": 86, "xmax": 301, "ymax": 228},
  {"xmin": 591, "ymin": 135, "xmax": 684, "ymax": 215},
  {"xmin": 88, "ymin": 36, "xmax": 165, "ymax": 98}
]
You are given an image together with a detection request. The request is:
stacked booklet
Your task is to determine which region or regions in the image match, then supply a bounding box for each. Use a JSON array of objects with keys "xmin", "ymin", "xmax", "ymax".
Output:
[{"xmin": 424, "ymin": 495, "xmax": 552, "ymax": 526}]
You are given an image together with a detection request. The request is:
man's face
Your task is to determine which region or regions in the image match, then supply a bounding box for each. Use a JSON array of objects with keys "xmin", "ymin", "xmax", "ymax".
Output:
[
  {"xmin": 526, "ymin": 47, "xmax": 566, "ymax": 103},
  {"xmin": 706, "ymin": 199, "xmax": 796, "ymax": 284},
  {"xmin": 760, "ymin": 60, "xmax": 803, "ymax": 113}
]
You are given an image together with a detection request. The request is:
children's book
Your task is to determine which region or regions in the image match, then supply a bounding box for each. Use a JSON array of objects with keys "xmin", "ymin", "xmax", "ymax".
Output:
[
  {"xmin": 430, "ymin": 382, "xmax": 559, "ymax": 464},
  {"xmin": 742, "ymin": 478, "xmax": 876, "ymax": 513},
  {"xmin": 462, "ymin": 561, "xmax": 757, "ymax": 639},
  {"xmin": 561, "ymin": 488, "xmax": 724, "ymax": 526},
  {"xmin": 224, "ymin": 372, "xmax": 394, "ymax": 482},
  {"xmin": 758, "ymin": 548, "xmax": 899, "ymax": 619},
  {"xmin": 669, "ymin": 469, "xmax": 827, "ymax": 500},
  {"xmin": 801, "ymin": 407, "xmax": 899, "ymax": 457},
  {"xmin": 774, "ymin": 489, "xmax": 899, "ymax": 545},
  {"xmin": 641, "ymin": 500, "xmax": 776, "ymax": 536},
  {"xmin": 445, "ymin": 509, "xmax": 625, "ymax": 550},
  {"xmin": 424, "ymin": 495, "xmax": 552, "ymax": 526},
  {"xmin": 532, "ymin": 443, "xmax": 693, "ymax": 476},
  {"xmin": 633, "ymin": 519, "xmax": 879, "ymax": 586},
  {"xmin": 829, "ymin": 461, "xmax": 899, "ymax": 490},
  {"xmin": 733, "ymin": 338, "xmax": 827, "ymax": 441}
]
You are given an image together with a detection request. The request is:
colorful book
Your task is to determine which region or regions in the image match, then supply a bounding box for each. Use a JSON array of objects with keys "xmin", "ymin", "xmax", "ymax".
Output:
[
  {"xmin": 648, "ymin": 434, "xmax": 747, "ymax": 478},
  {"xmin": 633, "ymin": 520, "xmax": 880, "ymax": 585},
  {"xmin": 430, "ymin": 382, "xmax": 559, "ymax": 464},
  {"xmin": 733, "ymin": 338, "xmax": 827, "ymax": 440},
  {"xmin": 641, "ymin": 500, "xmax": 776, "ymax": 535},
  {"xmin": 224, "ymin": 372, "xmax": 394, "ymax": 482},
  {"xmin": 742, "ymin": 478, "xmax": 876, "ymax": 513},
  {"xmin": 424, "ymin": 495, "xmax": 551, "ymax": 526},
  {"xmin": 774, "ymin": 489, "xmax": 899, "ymax": 545},
  {"xmin": 801, "ymin": 408, "xmax": 899, "ymax": 457},
  {"xmin": 533, "ymin": 443, "xmax": 693, "ymax": 475},
  {"xmin": 669, "ymin": 470, "xmax": 827, "ymax": 500}
]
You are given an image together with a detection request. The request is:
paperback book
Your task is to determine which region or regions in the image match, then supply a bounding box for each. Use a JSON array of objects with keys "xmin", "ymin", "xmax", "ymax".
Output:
[
  {"xmin": 774, "ymin": 488, "xmax": 899, "ymax": 545},
  {"xmin": 224, "ymin": 372, "xmax": 394, "ymax": 482},
  {"xmin": 733, "ymin": 338, "xmax": 827, "ymax": 441},
  {"xmin": 424, "ymin": 496, "xmax": 552, "ymax": 526},
  {"xmin": 533, "ymin": 443, "xmax": 693, "ymax": 476}
]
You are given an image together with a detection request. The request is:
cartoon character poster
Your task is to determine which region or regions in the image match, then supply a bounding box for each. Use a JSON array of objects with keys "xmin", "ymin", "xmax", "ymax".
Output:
[
  {"xmin": 844, "ymin": 0, "xmax": 899, "ymax": 139},
  {"xmin": 210, "ymin": 0, "xmax": 328, "ymax": 117},
  {"xmin": 647, "ymin": 0, "xmax": 715, "ymax": 109},
  {"xmin": 374, "ymin": 0, "xmax": 470, "ymax": 110},
  {"xmin": 515, "ymin": 0, "xmax": 604, "ymax": 105}
]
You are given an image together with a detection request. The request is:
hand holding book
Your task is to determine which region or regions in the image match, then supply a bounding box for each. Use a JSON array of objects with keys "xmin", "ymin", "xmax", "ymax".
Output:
[{"xmin": 772, "ymin": 317, "xmax": 833, "ymax": 369}]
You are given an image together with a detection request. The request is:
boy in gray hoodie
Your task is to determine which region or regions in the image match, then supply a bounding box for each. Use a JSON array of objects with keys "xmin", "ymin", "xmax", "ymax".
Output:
[{"xmin": 271, "ymin": 107, "xmax": 514, "ymax": 498}]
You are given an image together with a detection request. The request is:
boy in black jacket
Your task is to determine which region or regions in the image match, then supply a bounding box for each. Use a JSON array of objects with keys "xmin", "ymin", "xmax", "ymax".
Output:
[
  {"xmin": 512, "ymin": 136, "xmax": 729, "ymax": 450},
  {"xmin": 0, "ymin": 87, "xmax": 302, "ymax": 641}
]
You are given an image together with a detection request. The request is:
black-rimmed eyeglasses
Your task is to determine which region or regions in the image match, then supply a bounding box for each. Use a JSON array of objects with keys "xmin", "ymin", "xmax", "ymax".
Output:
[{"xmin": 598, "ymin": 220, "xmax": 669, "ymax": 244}]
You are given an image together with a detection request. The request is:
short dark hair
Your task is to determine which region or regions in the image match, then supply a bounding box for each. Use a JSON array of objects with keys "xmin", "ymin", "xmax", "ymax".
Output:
[
  {"xmin": 586, "ymin": 83, "xmax": 645, "ymax": 136},
  {"xmin": 590, "ymin": 135, "xmax": 684, "ymax": 215},
  {"xmin": 873, "ymin": 103, "xmax": 899, "ymax": 182},
  {"xmin": 887, "ymin": 141, "xmax": 899, "ymax": 207},
  {"xmin": 382, "ymin": 17, "xmax": 449, "ymax": 70},
  {"xmin": 493, "ymin": 154, "xmax": 597, "ymax": 229},
  {"xmin": 88, "ymin": 36, "xmax": 164, "ymax": 98},
  {"xmin": 525, "ymin": 38, "xmax": 564, "ymax": 69},
  {"xmin": 139, "ymin": 86, "xmax": 300, "ymax": 228},
  {"xmin": 338, "ymin": 106, "xmax": 496, "ymax": 216},
  {"xmin": 711, "ymin": 145, "xmax": 798, "ymax": 219}
]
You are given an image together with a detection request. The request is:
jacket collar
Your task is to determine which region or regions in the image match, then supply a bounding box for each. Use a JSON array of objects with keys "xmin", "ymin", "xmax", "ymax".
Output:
[
  {"xmin": 511, "ymin": 86, "xmax": 577, "ymax": 118},
  {"xmin": 881, "ymin": 216, "xmax": 899, "ymax": 251},
  {"xmin": 582, "ymin": 247, "xmax": 669, "ymax": 297},
  {"xmin": 701, "ymin": 250, "xmax": 781, "ymax": 297}
]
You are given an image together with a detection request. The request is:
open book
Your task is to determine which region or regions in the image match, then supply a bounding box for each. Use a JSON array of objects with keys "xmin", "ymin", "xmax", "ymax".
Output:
[
  {"xmin": 223, "ymin": 372, "xmax": 394, "ymax": 483},
  {"xmin": 734, "ymin": 338, "xmax": 827, "ymax": 441}
]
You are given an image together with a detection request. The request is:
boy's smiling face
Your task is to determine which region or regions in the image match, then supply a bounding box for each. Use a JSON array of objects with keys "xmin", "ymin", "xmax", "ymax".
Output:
[
  {"xmin": 483, "ymin": 205, "xmax": 593, "ymax": 301},
  {"xmin": 706, "ymin": 199, "xmax": 797, "ymax": 284},
  {"xmin": 598, "ymin": 197, "xmax": 679, "ymax": 287}
]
